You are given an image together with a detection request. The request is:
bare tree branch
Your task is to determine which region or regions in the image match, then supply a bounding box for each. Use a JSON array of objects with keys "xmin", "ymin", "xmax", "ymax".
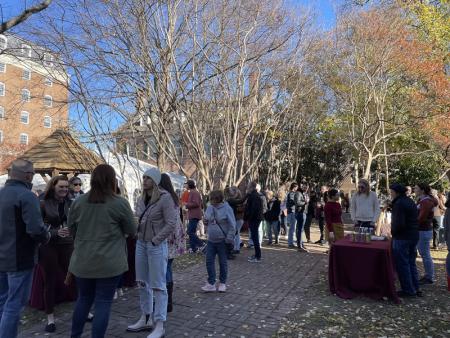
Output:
[{"xmin": 0, "ymin": 0, "xmax": 52, "ymax": 33}]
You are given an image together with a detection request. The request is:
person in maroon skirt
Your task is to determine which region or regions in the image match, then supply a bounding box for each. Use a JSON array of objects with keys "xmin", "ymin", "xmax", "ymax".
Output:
[{"xmin": 39, "ymin": 175, "xmax": 73, "ymax": 333}]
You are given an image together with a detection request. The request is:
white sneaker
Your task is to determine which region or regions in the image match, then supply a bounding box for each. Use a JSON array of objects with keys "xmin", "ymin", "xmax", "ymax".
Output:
[
  {"xmin": 217, "ymin": 283, "xmax": 227, "ymax": 292},
  {"xmin": 147, "ymin": 321, "xmax": 165, "ymax": 338},
  {"xmin": 117, "ymin": 288, "xmax": 124, "ymax": 297},
  {"xmin": 201, "ymin": 283, "xmax": 216, "ymax": 292},
  {"xmin": 127, "ymin": 314, "xmax": 153, "ymax": 332}
]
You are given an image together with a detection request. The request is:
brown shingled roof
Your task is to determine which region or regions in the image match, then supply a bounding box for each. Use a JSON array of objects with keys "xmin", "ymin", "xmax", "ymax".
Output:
[{"xmin": 18, "ymin": 129, "xmax": 103, "ymax": 174}]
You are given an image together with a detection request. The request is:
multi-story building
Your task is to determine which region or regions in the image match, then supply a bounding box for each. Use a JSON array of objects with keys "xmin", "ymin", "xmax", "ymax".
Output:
[{"xmin": 0, "ymin": 33, "xmax": 69, "ymax": 172}]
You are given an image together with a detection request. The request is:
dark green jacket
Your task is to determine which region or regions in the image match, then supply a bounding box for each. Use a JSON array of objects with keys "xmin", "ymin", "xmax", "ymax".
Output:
[{"xmin": 67, "ymin": 193, "xmax": 137, "ymax": 278}]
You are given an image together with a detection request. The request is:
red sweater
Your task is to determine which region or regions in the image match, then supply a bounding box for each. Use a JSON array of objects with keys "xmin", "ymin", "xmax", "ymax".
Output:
[
  {"xmin": 324, "ymin": 201, "xmax": 342, "ymax": 232},
  {"xmin": 185, "ymin": 189, "xmax": 203, "ymax": 220},
  {"xmin": 417, "ymin": 196, "xmax": 438, "ymax": 231}
]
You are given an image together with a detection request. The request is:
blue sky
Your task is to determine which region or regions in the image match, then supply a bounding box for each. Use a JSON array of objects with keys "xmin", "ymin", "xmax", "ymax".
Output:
[{"xmin": 1, "ymin": 0, "xmax": 339, "ymax": 30}]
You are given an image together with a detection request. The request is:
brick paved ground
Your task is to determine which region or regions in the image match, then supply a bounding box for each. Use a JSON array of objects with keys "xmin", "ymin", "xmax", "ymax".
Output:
[{"xmin": 19, "ymin": 228, "xmax": 329, "ymax": 338}]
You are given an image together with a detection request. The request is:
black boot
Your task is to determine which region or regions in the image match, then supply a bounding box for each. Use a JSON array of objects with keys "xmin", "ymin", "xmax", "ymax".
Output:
[{"xmin": 167, "ymin": 282, "xmax": 173, "ymax": 313}]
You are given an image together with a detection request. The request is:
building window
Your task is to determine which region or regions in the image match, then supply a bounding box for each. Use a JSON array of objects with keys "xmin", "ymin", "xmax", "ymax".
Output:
[
  {"xmin": 22, "ymin": 69, "xmax": 31, "ymax": 80},
  {"xmin": 21, "ymin": 44, "xmax": 32, "ymax": 57},
  {"xmin": 0, "ymin": 106, "xmax": 4, "ymax": 119},
  {"xmin": 44, "ymin": 77, "xmax": 53, "ymax": 86},
  {"xmin": 43, "ymin": 95, "xmax": 52, "ymax": 107},
  {"xmin": 20, "ymin": 111, "xmax": 29, "ymax": 124},
  {"xmin": 21, "ymin": 89, "xmax": 30, "ymax": 102},
  {"xmin": 43, "ymin": 116, "xmax": 51, "ymax": 128},
  {"xmin": 43, "ymin": 53, "xmax": 54, "ymax": 67},
  {"xmin": 19, "ymin": 133, "xmax": 28, "ymax": 145},
  {"xmin": 0, "ymin": 35, "xmax": 6, "ymax": 50},
  {"xmin": 0, "ymin": 82, "xmax": 5, "ymax": 96},
  {"xmin": 0, "ymin": 63, "xmax": 5, "ymax": 73}
]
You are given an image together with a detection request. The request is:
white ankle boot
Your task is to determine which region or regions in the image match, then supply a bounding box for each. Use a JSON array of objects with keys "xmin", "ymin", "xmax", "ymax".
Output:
[
  {"xmin": 147, "ymin": 321, "xmax": 165, "ymax": 338},
  {"xmin": 127, "ymin": 314, "xmax": 153, "ymax": 332}
]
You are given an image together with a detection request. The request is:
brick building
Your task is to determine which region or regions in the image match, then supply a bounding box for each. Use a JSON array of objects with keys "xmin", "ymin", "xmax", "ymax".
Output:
[{"xmin": 0, "ymin": 33, "xmax": 69, "ymax": 172}]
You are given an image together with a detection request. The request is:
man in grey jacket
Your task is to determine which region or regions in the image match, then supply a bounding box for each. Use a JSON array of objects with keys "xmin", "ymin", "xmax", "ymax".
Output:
[{"xmin": 0, "ymin": 159, "xmax": 50, "ymax": 338}]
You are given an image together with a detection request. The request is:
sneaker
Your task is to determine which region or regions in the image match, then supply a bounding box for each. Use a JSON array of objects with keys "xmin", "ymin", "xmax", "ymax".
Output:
[
  {"xmin": 217, "ymin": 283, "xmax": 227, "ymax": 292},
  {"xmin": 288, "ymin": 244, "xmax": 296, "ymax": 249},
  {"xmin": 127, "ymin": 314, "xmax": 153, "ymax": 332},
  {"xmin": 297, "ymin": 247, "xmax": 309, "ymax": 253},
  {"xmin": 201, "ymin": 283, "xmax": 217, "ymax": 292},
  {"xmin": 45, "ymin": 323, "xmax": 56, "ymax": 333},
  {"xmin": 418, "ymin": 277, "xmax": 434, "ymax": 285},
  {"xmin": 117, "ymin": 288, "xmax": 124, "ymax": 297},
  {"xmin": 314, "ymin": 239, "xmax": 323, "ymax": 244},
  {"xmin": 248, "ymin": 256, "xmax": 261, "ymax": 263}
]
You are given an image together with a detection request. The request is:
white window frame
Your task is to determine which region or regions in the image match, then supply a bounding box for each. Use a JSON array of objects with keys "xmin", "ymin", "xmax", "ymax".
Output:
[
  {"xmin": 43, "ymin": 53, "xmax": 54, "ymax": 67},
  {"xmin": 22, "ymin": 68, "xmax": 31, "ymax": 80},
  {"xmin": 21, "ymin": 44, "xmax": 32, "ymax": 57},
  {"xmin": 0, "ymin": 35, "xmax": 7, "ymax": 50},
  {"xmin": 20, "ymin": 111, "xmax": 29, "ymax": 124},
  {"xmin": 0, "ymin": 106, "xmax": 4, "ymax": 120},
  {"xmin": 43, "ymin": 115, "xmax": 52, "ymax": 128},
  {"xmin": 0, "ymin": 82, "xmax": 5, "ymax": 96},
  {"xmin": 44, "ymin": 77, "xmax": 53, "ymax": 86},
  {"xmin": 0, "ymin": 63, "xmax": 5, "ymax": 73},
  {"xmin": 43, "ymin": 95, "xmax": 52, "ymax": 107},
  {"xmin": 19, "ymin": 133, "xmax": 28, "ymax": 145},
  {"xmin": 21, "ymin": 89, "xmax": 30, "ymax": 102}
]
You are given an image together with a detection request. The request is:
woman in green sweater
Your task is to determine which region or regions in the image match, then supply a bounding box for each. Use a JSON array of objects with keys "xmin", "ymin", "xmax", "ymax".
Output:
[{"xmin": 67, "ymin": 164, "xmax": 137, "ymax": 338}]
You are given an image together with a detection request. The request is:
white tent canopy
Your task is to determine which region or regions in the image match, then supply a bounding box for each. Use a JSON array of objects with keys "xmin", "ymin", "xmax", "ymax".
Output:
[{"xmin": 0, "ymin": 152, "xmax": 186, "ymax": 210}]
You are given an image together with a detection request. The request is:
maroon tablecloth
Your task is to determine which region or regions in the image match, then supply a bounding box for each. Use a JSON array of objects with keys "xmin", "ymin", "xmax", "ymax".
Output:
[{"xmin": 329, "ymin": 238, "xmax": 400, "ymax": 303}]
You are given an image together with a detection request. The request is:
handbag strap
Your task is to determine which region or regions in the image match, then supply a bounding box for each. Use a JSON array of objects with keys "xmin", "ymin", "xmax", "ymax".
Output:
[{"xmin": 212, "ymin": 206, "xmax": 227, "ymax": 238}]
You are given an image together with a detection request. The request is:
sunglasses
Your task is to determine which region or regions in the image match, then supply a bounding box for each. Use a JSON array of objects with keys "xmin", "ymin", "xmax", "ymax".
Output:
[{"xmin": 73, "ymin": 183, "xmax": 82, "ymax": 186}]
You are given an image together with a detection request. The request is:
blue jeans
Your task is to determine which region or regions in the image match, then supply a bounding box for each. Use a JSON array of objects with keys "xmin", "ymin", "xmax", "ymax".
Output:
[
  {"xmin": 392, "ymin": 239, "xmax": 419, "ymax": 295},
  {"xmin": 187, "ymin": 218, "xmax": 203, "ymax": 252},
  {"xmin": 296, "ymin": 213, "xmax": 305, "ymax": 248},
  {"xmin": 287, "ymin": 212, "xmax": 297, "ymax": 246},
  {"xmin": 249, "ymin": 221, "xmax": 262, "ymax": 259},
  {"xmin": 417, "ymin": 230, "xmax": 435, "ymax": 281},
  {"xmin": 135, "ymin": 240, "xmax": 168, "ymax": 322},
  {"xmin": 0, "ymin": 269, "xmax": 33, "ymax": 338},
  {"xmin": 206, "ymin": 241, "xmax": 228, "ymax": 285},
  {"xmin": 71, "ymin": 275, "xmax": 121, "ymax": 338},
  {"xmin": 267, "ymin": 220, "xmax": 279, "ymax": 243},
  {"xmin": 234, "ymin": 219, "xmax": 244, "ymax": 251}
]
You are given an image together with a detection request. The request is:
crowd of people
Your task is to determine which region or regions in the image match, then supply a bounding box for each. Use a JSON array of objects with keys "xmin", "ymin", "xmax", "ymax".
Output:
[{"xmin": 0, "ymin": 158, "xmax": 449, "ymax": 338}]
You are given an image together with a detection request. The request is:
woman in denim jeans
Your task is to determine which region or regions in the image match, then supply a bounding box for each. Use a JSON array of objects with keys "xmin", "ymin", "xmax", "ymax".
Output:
[
  {"xmin": 127, "ymin": 167, "xmax": 177, "ymax": 338},
  {"xmin": 415, "ymin": 183, "xmax": 437, "ymax": 285},
  {"xmin": 68, "ymin": 164, "xmax": 137, "ymax": 338},
  {"xmin": 201, "ymin": 190, "xmax": 236, "ymax": 292}
]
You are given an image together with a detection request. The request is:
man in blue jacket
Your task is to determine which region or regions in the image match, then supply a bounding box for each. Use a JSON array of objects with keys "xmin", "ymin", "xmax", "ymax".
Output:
[{"xmin": 0, "ymin": 159, "xmax": 50, "ymax": 338}]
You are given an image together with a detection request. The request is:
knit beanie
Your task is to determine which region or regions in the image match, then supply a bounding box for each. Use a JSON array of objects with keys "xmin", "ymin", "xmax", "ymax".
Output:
[{"xmin": 143, "ymin": 167, "xmax": 161, "ymax": 185}]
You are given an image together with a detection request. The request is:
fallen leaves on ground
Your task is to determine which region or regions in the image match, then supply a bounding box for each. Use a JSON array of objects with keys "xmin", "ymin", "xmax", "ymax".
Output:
[{"xmin": 276, "ymin": 250, "xmax": 450, "ymax": 338}]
